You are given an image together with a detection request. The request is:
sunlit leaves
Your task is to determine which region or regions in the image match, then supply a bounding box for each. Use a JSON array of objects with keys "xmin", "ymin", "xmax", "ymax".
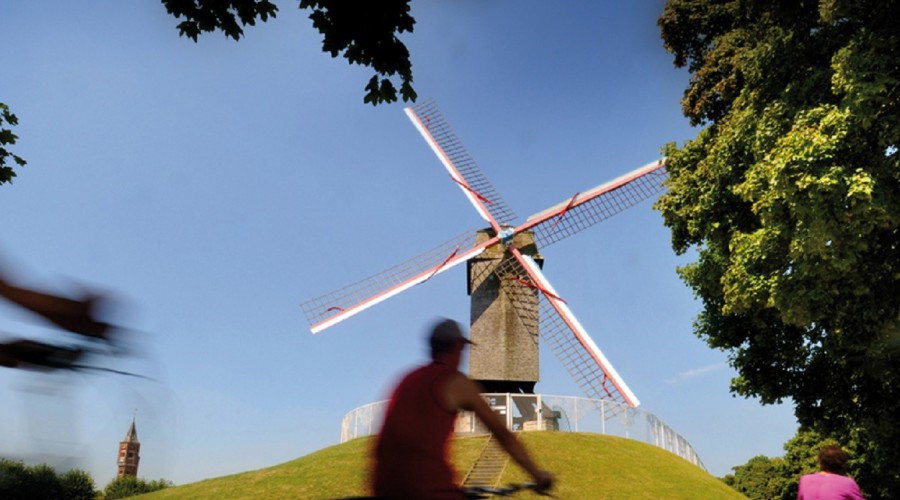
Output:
[{"xmin": 658, "ymin": 0, "xmax": 900, "ymax": 495}]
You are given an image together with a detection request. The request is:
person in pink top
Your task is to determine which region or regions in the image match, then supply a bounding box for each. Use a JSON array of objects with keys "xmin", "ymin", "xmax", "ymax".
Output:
[{"xmin": 798, "ymin": 445, "xmax": 865, "ymax": 499}]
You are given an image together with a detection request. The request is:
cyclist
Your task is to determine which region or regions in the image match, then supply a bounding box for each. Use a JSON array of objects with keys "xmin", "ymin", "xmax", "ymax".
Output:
[
  {"xmin": 371, "ymin": 318, "xmax": 553, "ymax": 499},
  {"xmin": 0, "ymin": 263, "xmax": 113, "ymax": 370}
]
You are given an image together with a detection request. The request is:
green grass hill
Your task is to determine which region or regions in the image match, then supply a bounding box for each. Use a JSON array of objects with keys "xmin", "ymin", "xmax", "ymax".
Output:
[{"xmin": 139, "ymin": 432, "xmax": 745, "ymax": 499}]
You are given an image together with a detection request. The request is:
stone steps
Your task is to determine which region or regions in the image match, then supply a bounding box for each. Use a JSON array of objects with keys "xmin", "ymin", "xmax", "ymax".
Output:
[{"xmin": 461, "ymin": 435, "xmax": 510, "ymax": 491}]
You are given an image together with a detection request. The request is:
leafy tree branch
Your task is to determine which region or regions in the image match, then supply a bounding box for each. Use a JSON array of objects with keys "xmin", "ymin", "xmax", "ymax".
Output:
[
  {"xmin": 0, "ymin": 103, "xmax": 26, "ymax": 186},
  {"xmin": 161, "ymin": 0, "xmax": 417, "ymax": 105}
]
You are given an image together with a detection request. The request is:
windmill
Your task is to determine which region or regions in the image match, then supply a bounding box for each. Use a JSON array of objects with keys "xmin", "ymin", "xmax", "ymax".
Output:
[{"xmin": 301, "ymin": 99, "xmax": 666, "ymax": 410}]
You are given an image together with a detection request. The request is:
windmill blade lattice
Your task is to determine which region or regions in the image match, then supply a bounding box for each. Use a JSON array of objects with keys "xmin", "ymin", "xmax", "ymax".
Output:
[
  {"xmin": 407, "ymin": 99, "xmax": 518, "ymax": 227},
  {"xmin": 301, "ymin": 230, "xmax": 478, "ymax": 330},
  {"xmin": 536, "ymin": 294, "xmax": 632, "ymax": 409},
  {"xmin": 488, "ymin": 254, "xmax": 637, "ymax": 409},
  {"xmin": 302, "ymin": 99, "xmax": 660, "ymax": 412},
  {"xmin": 528, "ymin": 162, "xmax": 667, "ymax": 249}
]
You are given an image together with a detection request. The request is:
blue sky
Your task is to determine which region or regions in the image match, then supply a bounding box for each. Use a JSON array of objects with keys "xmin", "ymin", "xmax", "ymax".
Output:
[{"xmin": 1, "ymin": 1, "xmax": 798, "ymax": 486}]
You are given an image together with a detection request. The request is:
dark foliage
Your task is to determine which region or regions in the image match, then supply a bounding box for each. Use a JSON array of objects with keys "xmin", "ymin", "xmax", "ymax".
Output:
[
  {"xmin": 103, "ymin": 476, "xmax": 173, "ymax": 499},
  {"xmin": 0, "ymin": 459, "xmax": 96, "ymax": 500},
  {"xmin": 161, "ymin": 0, "xmax": 417, "ymax": 105},
  {"xmin": 0, "ymin": 103, "xmax": 26, "ymax": 185}
]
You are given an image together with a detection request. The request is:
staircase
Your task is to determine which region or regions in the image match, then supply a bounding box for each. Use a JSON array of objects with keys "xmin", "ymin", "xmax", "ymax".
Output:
[{"xmin": 461, "ymin": 435, "xmax": 510, "ymax": 491}]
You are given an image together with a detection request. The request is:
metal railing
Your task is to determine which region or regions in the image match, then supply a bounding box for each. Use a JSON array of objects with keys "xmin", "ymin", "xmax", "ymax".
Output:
[{"xmin": 340, "ymin": 393, "xmax": 705, "ymax": 470}]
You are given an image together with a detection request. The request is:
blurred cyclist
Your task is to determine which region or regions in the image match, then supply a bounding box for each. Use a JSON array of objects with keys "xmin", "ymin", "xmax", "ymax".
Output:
[{"xmin": 371, "ymin": 318, "xmax": 553, "ymax": 499}]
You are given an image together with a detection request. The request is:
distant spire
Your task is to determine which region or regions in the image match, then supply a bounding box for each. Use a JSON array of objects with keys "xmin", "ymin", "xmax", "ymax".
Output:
[
  {"xmin": 123, "ymin": 416, "xmax": 139, "ymax": 443},
  {"xmin": 117, "ymin": 415, "xmax": 141, "ymax": 478}
]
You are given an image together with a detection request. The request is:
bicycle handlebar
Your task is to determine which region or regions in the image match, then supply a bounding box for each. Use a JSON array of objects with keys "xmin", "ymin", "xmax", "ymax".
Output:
[{"xmin": 463, "ymin": 482, "xmax": 555, "ymax": 498}]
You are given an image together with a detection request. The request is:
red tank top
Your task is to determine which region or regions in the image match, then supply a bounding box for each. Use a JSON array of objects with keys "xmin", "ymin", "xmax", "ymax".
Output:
[{"xmin": 372, "ymin": 362, "xmax": 463, "ymax": 499}]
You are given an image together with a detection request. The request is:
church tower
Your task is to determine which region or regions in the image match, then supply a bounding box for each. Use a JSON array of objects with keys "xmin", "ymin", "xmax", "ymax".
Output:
[{"xmin": 117, "ymin": 417, "xmax": 140, "ymax": 478}]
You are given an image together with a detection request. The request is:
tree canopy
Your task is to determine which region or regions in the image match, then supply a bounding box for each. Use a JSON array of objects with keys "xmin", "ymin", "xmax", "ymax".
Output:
[
  {"xmin": 102, "ymin": 476, "xmax": 172, "ymax": 499},
  {"xmin": 0, "ymin": 459, "xmax": 96, "ymax": 500},
  {"xmin": 657, "ymin": 0, "xmax": 899, "ymax": 496},
  {"xmin": 162, "ymin": 0, "xmax": 416, "ymax": 105}
]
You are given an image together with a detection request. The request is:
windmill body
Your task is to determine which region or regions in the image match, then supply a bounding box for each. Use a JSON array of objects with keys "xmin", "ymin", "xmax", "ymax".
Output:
[
  {"xmin": 302, "ymin": 99, "xmax": 667, "ymax": 409},
  {"xmin": 468, "ymin": 228, "xmax": 542, "ymax": 394}
]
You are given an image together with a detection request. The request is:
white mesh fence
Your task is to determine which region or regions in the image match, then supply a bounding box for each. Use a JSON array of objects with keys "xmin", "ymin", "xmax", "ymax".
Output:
[{"xmin": 339, "ymin": 393, "xmax": 705, "ymax": 470}]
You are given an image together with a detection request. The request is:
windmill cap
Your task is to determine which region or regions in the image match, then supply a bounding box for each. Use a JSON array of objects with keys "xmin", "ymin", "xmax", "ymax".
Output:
[{"xmin": 429, "ymin": 319, "xmax": 474, "ymax": 352}]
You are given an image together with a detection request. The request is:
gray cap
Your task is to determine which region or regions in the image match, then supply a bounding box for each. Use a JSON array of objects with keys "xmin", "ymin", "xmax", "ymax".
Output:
[{"xmin": 429, "ymin": 318, "xmax": 474, "ymax": 353}]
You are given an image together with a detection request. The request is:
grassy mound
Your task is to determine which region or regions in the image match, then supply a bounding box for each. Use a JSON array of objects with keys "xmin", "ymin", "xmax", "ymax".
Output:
[{"xmin": 139, "ymin": 432, "xmax": 744, "ymax": 499}]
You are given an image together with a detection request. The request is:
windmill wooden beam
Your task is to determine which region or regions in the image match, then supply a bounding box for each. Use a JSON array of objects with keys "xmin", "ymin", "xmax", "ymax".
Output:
[{"xmin": 301, "ymin": 99, "xmax": 667, "ymax": 408}]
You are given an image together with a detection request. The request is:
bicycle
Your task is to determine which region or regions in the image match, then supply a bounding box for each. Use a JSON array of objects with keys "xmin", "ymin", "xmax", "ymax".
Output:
[
  {"xmin": 464, "ymin": 482, "xmax": 555, "ymax": 499},
  {"xmin": 338, "ymin": 481, "xmax": 555, "ymax": 499}
]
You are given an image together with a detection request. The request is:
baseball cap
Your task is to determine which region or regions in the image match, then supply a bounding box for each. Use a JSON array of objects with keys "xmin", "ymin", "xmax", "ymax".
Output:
[{"xmin": 429, "ymin": 318, "xmax": 474, "ymax": 352}]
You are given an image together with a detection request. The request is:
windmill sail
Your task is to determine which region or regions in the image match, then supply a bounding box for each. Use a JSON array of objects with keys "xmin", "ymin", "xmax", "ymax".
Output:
[
  {"xmin": 303, "ymin": 100, "xmax": 663, "ymax": 411},
  {"xmin": 496, "ymin": 248, "xmax": 640, "ymax": 407},
  {"xmin": 526, "ymin": 160, "xmax": 667, "ymax": 248},
  {"xmin": 301, "ymin": 230, "xmax": 483, "ymax": 333},
  {"xmin": 301, "ymin": 160, "xmax": 667, "ymax": 335},
  {"xmin": 406, "ymin": 99, "xmax": 517, "ymax": 230}
]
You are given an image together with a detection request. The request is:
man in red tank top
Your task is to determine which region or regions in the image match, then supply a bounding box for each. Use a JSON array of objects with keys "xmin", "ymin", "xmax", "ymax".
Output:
[{"xmin": 371, "ymin": 319, "xmax": 553, "ymax": 499}]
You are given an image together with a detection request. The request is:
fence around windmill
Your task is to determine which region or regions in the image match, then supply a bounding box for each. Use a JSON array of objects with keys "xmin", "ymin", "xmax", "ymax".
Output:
[{"xmin": 340, "ymin": 393, "xmax": 705, "ymax": 470}]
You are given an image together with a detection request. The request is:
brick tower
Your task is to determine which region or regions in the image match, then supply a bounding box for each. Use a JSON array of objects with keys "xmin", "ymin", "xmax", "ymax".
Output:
[{"xmin": 116, "ymin": 417, "xmax": 140, "ymax": 478}]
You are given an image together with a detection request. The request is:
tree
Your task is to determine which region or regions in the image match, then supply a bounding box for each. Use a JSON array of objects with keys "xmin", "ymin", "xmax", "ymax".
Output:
[
  {"xmin": 59, "ymin": 469, "xmax": 97, "ymax": 500},
  {"xmin": 656, "ymin": 1, "xmax": 899, "ymax": 497},
  {"xmin": 0, "ymin": 459, "xmax": 29, "ymax": 498},
  {"xmin": 27, "ymin": 464, "xmax": 63, "ymax": 499},
  {"xmin": 0, "ymin": 459, "xmax": 97, "ymax": 499},
  {"xmin": 723, "ymin": 455, "xmax": 788, "ymax": 500},
  {"xmin": 0, "ymin": 103, "xmax": 26, "ymax": 185},
  {"xmin": 103, "ymin": 476, "xmax": 172, "ymax": 499},
  {"xmin": 161, "ymin": 0, "xmax": 416, "ymax": 105}
]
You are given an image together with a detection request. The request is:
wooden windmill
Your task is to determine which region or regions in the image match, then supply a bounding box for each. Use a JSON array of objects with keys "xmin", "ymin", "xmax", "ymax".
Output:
[{"xmin": 301, "ymin": 99, "xmax": 667, "ymax": 409}]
